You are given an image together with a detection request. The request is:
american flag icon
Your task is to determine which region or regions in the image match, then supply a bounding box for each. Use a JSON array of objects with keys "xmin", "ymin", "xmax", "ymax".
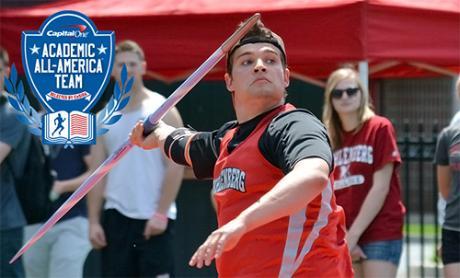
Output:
[{"xmin": 70, "ymin": 113, "xmax": 88, "ymax": 137}]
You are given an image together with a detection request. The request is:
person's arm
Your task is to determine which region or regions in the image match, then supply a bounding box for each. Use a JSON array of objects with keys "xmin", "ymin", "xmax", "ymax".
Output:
[
  {"xmin": 0, "ymin": 141, "xmax": 12, "ymax": 164},
  {"xmin": 346, "ymin": 163, "xmax": 394, "ymax": 251},
  {"xmin": 144, "ymin": 107, "xmax": 185, "ymax": 238},
  {"xmin": 0, "ymin": 105, "xmax": 20, "ymax": 164},
  {"xmin": 237, "ymin": 158, "xmax": 329, "ymax": 230},
  {"xmin": 434, "ymin": 129, "xmax": 451, "ymax": 200},
  {"xmin": 87, "ymin": 139, "xmax": 108, "ymax": 249},
  {"xmin": 130, "ymin": 119, "xmax": 218, "ymax": 179},
  {"xmin": 210, "ymin": 189, "xmax": 217, "ymax": 212},
  {"xmin": 50, "ymin": 152, "xmax": 92, "ymax": 198},
  {"xmin": 437, "ymin": 166, "xmax": 451, "ymax": 200},
  {"xmin": 184, "ymin": 167, "xmax": 197, "ymax": 179},
  {"xmin": 189, "ymin": 157, "xmax": 330, "ymax": 268},
  {"xmin": 130, "ymin": 120, "xmax": 175, "ymax": 151}
]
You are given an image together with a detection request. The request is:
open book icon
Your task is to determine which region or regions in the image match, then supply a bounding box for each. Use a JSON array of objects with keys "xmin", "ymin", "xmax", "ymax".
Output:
[{"xmin": 43, "ymin": 111, "xmax": 95, "ymax": 144}]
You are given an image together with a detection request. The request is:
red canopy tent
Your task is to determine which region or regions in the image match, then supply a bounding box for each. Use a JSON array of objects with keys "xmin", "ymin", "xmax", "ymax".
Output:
[{"xmin": 1, "ymin": 0, "xmax": 459, "ymax": 83}]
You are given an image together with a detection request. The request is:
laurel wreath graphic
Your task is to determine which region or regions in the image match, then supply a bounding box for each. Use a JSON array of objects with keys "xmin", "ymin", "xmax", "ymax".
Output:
[
  {"xmin": 4, "ymin": 64, "xmax": 133, "ymax": 140},
  {"xmin": 96, "ymin": 65, "xmax": 133, "ymax": 136},
  {"xmin": 5, "ymin": 64, "xmax": 42, "ymax": 136}
]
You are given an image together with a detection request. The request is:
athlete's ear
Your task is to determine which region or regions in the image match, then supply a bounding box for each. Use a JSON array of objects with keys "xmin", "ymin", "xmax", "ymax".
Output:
[
  {"xmin": 283, "ymin": 67, "xmax": 290, "ymax": 88},
  {"xmin": 224, "ymin": 73, "xmax": 233, "ymax": 92}
]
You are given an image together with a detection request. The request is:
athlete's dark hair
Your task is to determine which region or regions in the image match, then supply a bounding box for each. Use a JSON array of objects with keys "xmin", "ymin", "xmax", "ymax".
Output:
[{"xmin": 226, "ymin": 20, "xmax": 287, "ymax": 74}]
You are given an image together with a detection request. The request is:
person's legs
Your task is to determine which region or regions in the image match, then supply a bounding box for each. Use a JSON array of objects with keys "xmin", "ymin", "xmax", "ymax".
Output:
[
  {"xmin": 101, "ymin": 209, "xmax": 137, "ymax": 277},
  {"xmin": 23, "ymin": 223, "xmax": 51, "ymax": 278},
  {"xmin": 362, "ymin": 260, "xmax": 397, "ymax": 278},
  {"xmin": 360, "ymin": 239, "xmax": 402, "ymax": 278},
  {"xmin": 1, "ymin": 227, "xmax": 25, "ymax": 278},
  {"xmin": 444, "ymin": 263, "xmax": 460, "ymax": 278},
  {"xmin": 48, "ymin": 217, "xmax": 91, "ymax": 278},
  {"xmin": 442, "ymin": 228, "xmax": 460, "ymax": 278},
  {"xmin": 137, "ymin": 220, "xmax": 175, "ymax": 277}
]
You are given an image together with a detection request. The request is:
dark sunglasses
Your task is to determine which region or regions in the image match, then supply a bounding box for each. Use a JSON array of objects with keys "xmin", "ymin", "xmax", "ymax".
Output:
[{"xmin": 331, "ymin": 87, "xmax": 360, "ymax": 99}]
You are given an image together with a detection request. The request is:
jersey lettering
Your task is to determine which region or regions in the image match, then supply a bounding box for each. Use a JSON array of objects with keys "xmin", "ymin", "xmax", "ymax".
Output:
[
  {"xmin": 334, "ymin": 144, "xmax": 373, "ymax": 166},
  {"xmin": 334, "ymin": 145, "xmax": 373, "ymax": 190},
  {"xmin": 213, "ymin": 167, "xmax": 246, "ymax": 193}
]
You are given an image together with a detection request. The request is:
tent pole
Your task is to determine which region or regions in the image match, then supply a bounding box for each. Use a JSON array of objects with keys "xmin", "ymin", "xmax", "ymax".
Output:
[
  {"xmin": 453, "ymin": 75, "xmax": 460, "ymax": 114},
  {"xmin": 359, "ymin": 61, "xmax": 369, "ymax": 91}
]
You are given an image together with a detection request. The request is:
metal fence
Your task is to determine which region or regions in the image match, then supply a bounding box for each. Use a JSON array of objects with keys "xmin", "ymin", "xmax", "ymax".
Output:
[{"xmin": 398, "ymin": 120, "xmax": 441, "ymax": 278}]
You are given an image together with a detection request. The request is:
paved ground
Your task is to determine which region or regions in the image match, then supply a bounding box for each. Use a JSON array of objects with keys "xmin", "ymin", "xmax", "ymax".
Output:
[{"xmin": 397, "ymin": 237, "xmax": 443, "ymax": 277}]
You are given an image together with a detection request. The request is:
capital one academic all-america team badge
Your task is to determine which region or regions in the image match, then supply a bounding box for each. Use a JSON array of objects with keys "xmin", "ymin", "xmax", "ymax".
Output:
[{"xmin": 22, "ymin": 10, "xmax": 114, "ymax": 145}]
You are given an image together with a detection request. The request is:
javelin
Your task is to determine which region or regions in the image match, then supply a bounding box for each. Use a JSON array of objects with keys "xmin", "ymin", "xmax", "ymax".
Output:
[{"xmin": 10, "ymin": 13, "xmax": 260, "ymax": 264}]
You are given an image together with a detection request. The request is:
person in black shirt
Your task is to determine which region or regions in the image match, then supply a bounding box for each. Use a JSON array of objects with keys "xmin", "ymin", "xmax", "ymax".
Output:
[
  {"xmin": 130, "ymin": 20, "xmax": 352, "ymax": 276},
  {"xmin": 0, "ymin": 47, "xmax": 28, "ymax": 278},
  {"xmin": 23, "ymin": 145, "xmax": 92, "ymax": 278}
]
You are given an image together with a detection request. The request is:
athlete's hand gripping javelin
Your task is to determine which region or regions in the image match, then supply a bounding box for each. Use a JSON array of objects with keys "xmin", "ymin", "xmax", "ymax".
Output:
[{"xmin": 130, "ymin": 120, "xmax": 171, "ymax": 150}]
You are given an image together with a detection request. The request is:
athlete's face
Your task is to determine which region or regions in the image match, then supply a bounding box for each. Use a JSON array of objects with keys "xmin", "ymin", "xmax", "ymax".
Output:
[
  {"xmin": 112, "ymin": 51, "xmax": 146, "ymax": 85},
  {"xmin": 331, "ymin": 78, "xmax": 362, "ymax": 116},
  {"xmin": 225, "ymin": 43, "xmax": 289, "ymax": 105}
]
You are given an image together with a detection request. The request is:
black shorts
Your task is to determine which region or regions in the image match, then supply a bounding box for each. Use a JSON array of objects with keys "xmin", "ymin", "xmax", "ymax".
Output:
[
  {"xmin": 442, "ymin": 228, "xmax": 460, "ymax": 265},
  {"xmin": 101, "ymin": 209, "xmax": 175, "ymax": 277}
]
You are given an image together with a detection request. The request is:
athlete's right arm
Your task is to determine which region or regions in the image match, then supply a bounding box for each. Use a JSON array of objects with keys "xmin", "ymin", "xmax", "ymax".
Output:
[
  {"xmin": 130, "ymin": 121, "xmax": 218, "ymax": 179},
  {"xmin": 130, "ymin": 120, "xmax": 176, "ymax": 151},
  {"xmin": 87, "ymin": 138, "xmax": 108, "ymax": 249}
]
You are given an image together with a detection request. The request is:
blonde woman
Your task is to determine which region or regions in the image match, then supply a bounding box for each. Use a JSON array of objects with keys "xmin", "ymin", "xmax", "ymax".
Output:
[{"xmin": 323, "ymin": 67, "xmax": 405, "ymax": 277}]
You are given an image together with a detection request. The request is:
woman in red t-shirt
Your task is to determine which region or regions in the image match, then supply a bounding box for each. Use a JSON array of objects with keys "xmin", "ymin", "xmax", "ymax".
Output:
[{"xmin": 322, "ymin": 67, "xmax": 405, "ymax": 277}]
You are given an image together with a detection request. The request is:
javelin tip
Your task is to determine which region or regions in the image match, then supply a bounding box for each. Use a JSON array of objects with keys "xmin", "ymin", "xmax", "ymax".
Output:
[
  {"xmin": 221, "ymin": 13, "xmax": 261, "ymax": 53},
  {"xmin": 9, "ymin": 252, "xmax": 21, "ymax": 264}
]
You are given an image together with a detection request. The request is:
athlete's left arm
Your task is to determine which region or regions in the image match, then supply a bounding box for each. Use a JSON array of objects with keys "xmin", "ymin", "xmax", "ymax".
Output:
[
  {"xmin": 144, "ymin": 107, "xmax": 184, "ymax": 239},
  {"xmin": 346, "ymin": 163, "xmax": 393, "ymax": 250},
  {"xmin": 189, "ymin": 157, "xmax": 329, "ymax": 268}
]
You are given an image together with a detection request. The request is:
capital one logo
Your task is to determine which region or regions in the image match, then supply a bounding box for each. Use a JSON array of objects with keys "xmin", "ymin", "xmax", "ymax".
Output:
[{"xmin": 6, "ymin": 10, "xmax": 131, "ymax": 146}]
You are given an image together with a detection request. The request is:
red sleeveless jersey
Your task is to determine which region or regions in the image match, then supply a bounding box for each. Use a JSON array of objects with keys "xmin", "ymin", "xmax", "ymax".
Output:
[{"xmin": 213, "ymin": 104, "xmax": 353, "ymax": 277}]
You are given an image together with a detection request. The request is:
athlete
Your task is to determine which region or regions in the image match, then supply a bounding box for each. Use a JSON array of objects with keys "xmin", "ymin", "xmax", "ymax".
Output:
[{"xmin": 130, "ymin": 20, "xmax": 353, "ymax": 277}]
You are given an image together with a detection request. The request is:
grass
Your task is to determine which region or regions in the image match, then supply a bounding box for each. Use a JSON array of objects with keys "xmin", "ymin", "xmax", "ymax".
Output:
[
  {"xmin": 403, "ymin": 223, "xmax": 441, "ymax": 237},
  {"xmin": 404, "ymin": 223, "xmax": 443, "ymax": 263}
]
